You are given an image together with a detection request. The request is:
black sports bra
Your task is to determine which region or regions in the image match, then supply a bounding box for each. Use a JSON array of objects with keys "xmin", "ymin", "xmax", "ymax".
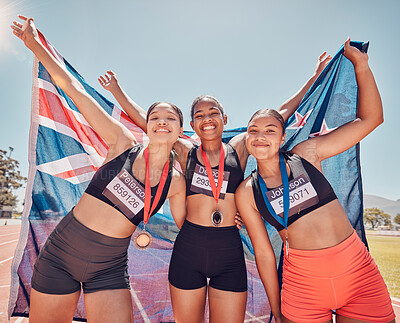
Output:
[
  {"xmin": 85, "ymin": 144, "xmax": 172, "ymax": 225},
  {"xmin": 251, "ymin": 152, "xmax": 337, "ymax": 231},
  {"xmin": 185, "ymin": 143, "xmax": 244, "ymax": 199}
]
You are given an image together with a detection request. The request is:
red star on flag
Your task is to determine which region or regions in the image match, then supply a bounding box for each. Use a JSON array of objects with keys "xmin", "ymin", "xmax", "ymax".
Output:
[
  {"xmin": 286, "ymin": 110, "xmax": 312, "ymax": 130},
  {"xmin": 309, "ymin": 119, "xmax": 337, "ymax": 137}
]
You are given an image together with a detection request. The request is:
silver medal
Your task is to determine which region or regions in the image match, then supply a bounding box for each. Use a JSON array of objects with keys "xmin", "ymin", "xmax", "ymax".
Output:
[{"xmin": 211, "ymin": 209, "xmax": 223, "ymax": 226}]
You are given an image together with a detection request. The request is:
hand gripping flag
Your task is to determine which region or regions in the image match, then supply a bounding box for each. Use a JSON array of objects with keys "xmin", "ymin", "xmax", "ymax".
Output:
[
  {"xmin": 9, "ymin": 32, "xmax": 367, "ymax": 322},
  {"xmin": 282, "ymin": 41, "xmax": 369, "ymax": 246}
]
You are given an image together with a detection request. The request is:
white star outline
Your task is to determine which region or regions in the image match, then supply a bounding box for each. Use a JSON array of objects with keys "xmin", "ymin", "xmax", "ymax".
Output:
[
  {"xmin": 286, "ymin": 110, "xmax": 313, "ymax": 130},
  {"xmin": 309, "ymin": 119, "xmax": 337, "ymax": 137}
]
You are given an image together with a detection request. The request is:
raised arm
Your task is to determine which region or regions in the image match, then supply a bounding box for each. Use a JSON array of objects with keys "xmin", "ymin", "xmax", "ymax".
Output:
[
  {"xmin": 230, "ymin": 52, "xmax": 332, "ymax": 169},
  {"xmin": 12, "ymin": 16, "xmax": 135, "ymax": 150},
  {"xmin": 293, "ymin": 38, "xmax": 383, "ymax": 164},
  {"xmin": 235, "ymin": 180, "xmax": 281, "ymax": 322},
  {"xmin": 99, "ymin": 70, "xmax": 148, "ymax": 132},
  {"xmin": 278, "ymin": 52, "xmax": 332, "ymax": 122}
]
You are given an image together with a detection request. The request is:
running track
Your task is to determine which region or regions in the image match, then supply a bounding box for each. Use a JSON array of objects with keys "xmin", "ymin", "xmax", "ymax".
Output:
[{"xmin": 0, "ymin": 223, "xmax": 399, "ymax": 323}]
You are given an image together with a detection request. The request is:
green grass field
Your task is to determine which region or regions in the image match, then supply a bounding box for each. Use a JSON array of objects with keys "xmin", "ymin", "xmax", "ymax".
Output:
[{"xmin": 366, "ymin": 232, "xmax": 400, "ymax": 299}]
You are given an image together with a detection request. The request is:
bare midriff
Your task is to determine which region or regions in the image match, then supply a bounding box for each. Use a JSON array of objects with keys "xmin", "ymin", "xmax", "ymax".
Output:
[
  {"xmin": 186, "ymin": 192, "xmax": 238, "ymax": 227},
  {"xmin": 73, "ymin": 193, "xmax": 137, "ymax": 238},
  {"xmin": 278, "ymin": 199, "xmax": 354, "ymax": 250}
]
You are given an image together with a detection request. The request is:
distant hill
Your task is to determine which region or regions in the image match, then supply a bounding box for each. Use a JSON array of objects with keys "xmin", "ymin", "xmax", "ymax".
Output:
[{"xmin": 363, "ymin": 194, "xmax": 400, "ymax": 218}]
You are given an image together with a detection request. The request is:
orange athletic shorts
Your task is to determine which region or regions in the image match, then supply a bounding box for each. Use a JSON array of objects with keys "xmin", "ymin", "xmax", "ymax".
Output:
[{"xmin": 281, "ymin": 230, "xmax": 395, "ymax": 322}]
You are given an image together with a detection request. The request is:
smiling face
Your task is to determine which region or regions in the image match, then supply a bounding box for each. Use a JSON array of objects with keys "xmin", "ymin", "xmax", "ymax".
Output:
[
  {"xmin": 190, "ymin": 98, "xmax": 227, "ymax": 141},
  {"xmin": 246, "ymin": 113, "xmax": 286, "ymax": 160},
  {"xmin": 146, "ymin": 103, "xmax": 183, "ymax": 144}
]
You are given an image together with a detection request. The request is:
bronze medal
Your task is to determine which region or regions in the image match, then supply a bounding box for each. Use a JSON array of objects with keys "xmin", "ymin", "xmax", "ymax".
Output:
[
  {"xmin": 134, "ymin": 147, "xmax": 169, "ymax": 251},
  {"xmin": 134, "ymin": 230, "xmax": 152, "ymax": 250}
]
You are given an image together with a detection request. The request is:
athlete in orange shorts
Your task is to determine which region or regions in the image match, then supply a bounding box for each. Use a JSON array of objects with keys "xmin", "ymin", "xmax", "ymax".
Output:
[
  {"xmin": 282, "ymin": 231, "xmax": 394, "ymax": 322},
  {"xmin": 236, "ymin": 38, "xmax": 395, "ymax": 322}
]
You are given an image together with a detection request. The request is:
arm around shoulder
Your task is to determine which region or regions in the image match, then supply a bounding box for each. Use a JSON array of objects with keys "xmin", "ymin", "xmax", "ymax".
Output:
[
  {"xmin": 167, "ymin": 168, "xmax": 187, "ymax": 229},
  {"xmin": 173, "ymin": 138, "xmax": 194, "ymax": 173},
  {"xmin": 229, "ymin": 133, "xmax": 249, "ymax": 171}
]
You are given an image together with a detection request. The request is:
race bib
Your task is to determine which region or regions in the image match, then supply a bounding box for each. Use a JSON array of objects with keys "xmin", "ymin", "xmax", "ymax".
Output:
[
  {"xmin": 190, "ymin": 164, "xmax": 230, "ymax": 199},
  {"xmin": 265, "ymin": 174, "xmax": 318, "ymax": 217},
  {"xmin": 103, "ymin": 169, "xmax": 147, "ymax": 219}
]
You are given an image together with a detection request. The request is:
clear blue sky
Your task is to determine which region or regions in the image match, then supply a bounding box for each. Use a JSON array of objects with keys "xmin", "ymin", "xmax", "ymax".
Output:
[{"xmin": 0, "ymin": 0, "xmax": 399, "ymax": 209}]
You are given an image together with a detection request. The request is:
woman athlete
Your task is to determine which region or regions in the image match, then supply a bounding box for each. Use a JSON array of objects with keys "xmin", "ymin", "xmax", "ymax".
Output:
[
  {"xmin": 98, "ymin": 53, "xmax": 331, "ymax": 322},
  {"xmin": 235, "ymin": 39, "xmax": 395, "ymax": 322},
  {"xmin": 12, "ymin": 16, "xmax": 186, "ymax": 323}
]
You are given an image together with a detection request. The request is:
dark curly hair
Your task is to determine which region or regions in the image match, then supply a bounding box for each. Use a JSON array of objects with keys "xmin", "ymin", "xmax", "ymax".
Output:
[{"xmin": 190, "ymin": 95, "xmax": 224, "ymax": 121}]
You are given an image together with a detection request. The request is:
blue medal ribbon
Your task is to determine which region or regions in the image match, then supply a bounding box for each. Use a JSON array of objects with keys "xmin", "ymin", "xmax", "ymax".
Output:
[{"xmin": 257, "ymin": 153, "xmax": 290, "ymax": 230}]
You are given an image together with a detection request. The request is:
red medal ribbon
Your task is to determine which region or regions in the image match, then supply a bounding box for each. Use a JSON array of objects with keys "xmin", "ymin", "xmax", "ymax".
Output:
[
  {"xmin": 200, "ymin": 143, "xmax": 225, "ymax": 204},
  {"xmin": 143, "ymin": 147, "xmax": 170, "ymax": 224}
]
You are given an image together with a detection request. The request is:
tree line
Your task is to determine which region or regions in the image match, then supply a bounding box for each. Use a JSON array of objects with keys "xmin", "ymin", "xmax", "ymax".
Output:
[
  {"xmin": 363, "ymin": 207, "xmax": 400, "ymax": 229},
  {"xmin": 0, "ymin": 148, "xmax": 26, "ymax": 209}
]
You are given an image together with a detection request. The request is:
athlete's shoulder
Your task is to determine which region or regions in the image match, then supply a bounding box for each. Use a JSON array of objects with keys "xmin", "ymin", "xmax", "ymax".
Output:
[
  {"xmin": 102, "ymin": 141, "xmax": 138, "ymax": 165},
  {"xmin": 168, "ymin": 166, "xmax": 186, "ymax": 196},
  {"xmin": 171, "ymin": 166, "xmax": 185, "ymax": 185},
  {"xmin": 175, "ymin": 137, "xmax": 194, "ymax": 154},
  {"xmin": 228, "ymin": 133, "xmax": 249, "ymax": 170},
  {"xmin": 235, "ymin": 174, "xmax": 258, "ymax": 216},
  {"xmin": 291, "ymin": 139, "xmax": 321, "ymax": 168},
  {"xmin": 236, "ymin": 174, "xmax": 253, "ymax": 197}
]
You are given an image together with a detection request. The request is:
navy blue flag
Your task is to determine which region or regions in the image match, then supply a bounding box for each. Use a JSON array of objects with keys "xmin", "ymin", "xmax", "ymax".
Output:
[
  {"xmin": 282, "ymin": 41, "xmax": 369, "ymax": 246},
  {"xmin": 9, "ymin": 31, "xmax": 367, "ymax": 322}
]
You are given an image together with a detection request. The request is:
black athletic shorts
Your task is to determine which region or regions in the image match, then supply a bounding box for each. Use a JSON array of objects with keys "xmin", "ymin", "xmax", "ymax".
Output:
[
  {"xmin": 168, "ymin": 220, "xmax": 247, "ymax": 292},
  {"xmin": 31, "ymin": 210, "xmax": 131, "ymax": 294}
]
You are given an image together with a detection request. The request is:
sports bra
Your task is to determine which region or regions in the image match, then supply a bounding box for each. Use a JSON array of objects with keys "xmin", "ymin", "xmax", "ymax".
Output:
[
  {"xmin": 185, "ymin": 143, "xmax": 244, "ymax": 199},
  {"xmin": 251, "ymin": 152, "xmax": 337, "ymax": 231},
  {"xmin": 85, "ymin": 144, "xmax": 172, "ymax": 225}
]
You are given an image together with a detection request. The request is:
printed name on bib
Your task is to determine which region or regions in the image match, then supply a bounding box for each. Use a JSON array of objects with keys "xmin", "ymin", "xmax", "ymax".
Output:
[
  {"xmin": 265, "ymin": 174, "xmax": 319, "ymax": 217},
  {"xmin": 190, "ymin": 164, "xmax": 230, "ymax": 199},
  {"xmin": 103, "ymin": 169, "xmax": 147, "ymax": 219}
]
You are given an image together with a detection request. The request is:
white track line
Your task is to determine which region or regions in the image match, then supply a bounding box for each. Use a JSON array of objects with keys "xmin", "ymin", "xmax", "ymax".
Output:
[
  {"xmin": 14, "ymin": 317, "xmax": 25, "ymax": 323},
  {"xmin": 130, "ymin": 289, "xmax": 150, "ymax": 323},
  {"xmin": 0, "ymin": 239, "xmax": 19, "ymax": 246},
  {"xmin": 0, "ymin": 256, "xmax": 13, "ymax": 264},
  {"xmin": 0, "ymin": 232, "xmax": 20, "ymax": 237},
  {"xmin": 144, "ymin": 249, "xmax": 169, "ymax": 265},
  {"xmin": 244, "ymin": 314, "xmax": 270, "ymax": 322}
]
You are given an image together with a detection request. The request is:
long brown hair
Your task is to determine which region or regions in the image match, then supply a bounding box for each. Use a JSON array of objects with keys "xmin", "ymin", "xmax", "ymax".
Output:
[{"xmin": 146, "ymin": 102, "xmax": 183, "ymax": 127}]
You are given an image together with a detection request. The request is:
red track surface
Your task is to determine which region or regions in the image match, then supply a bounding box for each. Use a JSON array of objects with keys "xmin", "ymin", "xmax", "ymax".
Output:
[
  {"xmin": 0, "ymin": 223, "xmax": 399, "ymax": 323},
  {"xmin": 0, "ymin": 223, "xmax": 27, "ymax": 323}
]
